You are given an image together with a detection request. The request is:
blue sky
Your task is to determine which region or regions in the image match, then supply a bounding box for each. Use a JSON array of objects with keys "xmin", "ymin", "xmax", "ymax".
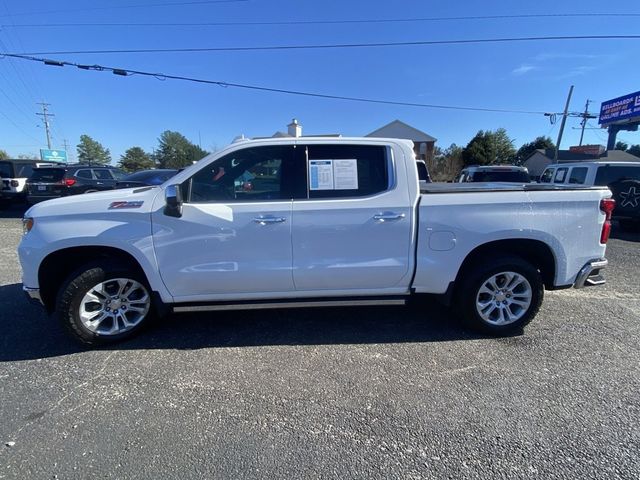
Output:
[{"xmin": 0, "ymin": 0, "xmax": 639, "ymax": 161}]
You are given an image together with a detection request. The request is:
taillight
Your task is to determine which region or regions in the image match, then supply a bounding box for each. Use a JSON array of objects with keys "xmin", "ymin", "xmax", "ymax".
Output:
[
  {"xmin": 599, "ymin": 198, "xmax": 615, "ymax": 244},
  {"xmin": 10, "ymin": 180, "xmax": 19, "ymax": 187},
  {"xmin": 64, "ymin": 178, "xmax": 76, "ymax": 187}
]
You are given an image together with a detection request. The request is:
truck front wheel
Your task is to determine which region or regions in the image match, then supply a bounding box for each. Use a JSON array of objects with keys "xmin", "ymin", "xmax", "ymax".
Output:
[
  {"xmin": 56, "ymin": 262, "xmax": 154, "ymax": 345},
  {"xmin": 454, "ymin": 255, "xmax": 543, "ymax": 335}
]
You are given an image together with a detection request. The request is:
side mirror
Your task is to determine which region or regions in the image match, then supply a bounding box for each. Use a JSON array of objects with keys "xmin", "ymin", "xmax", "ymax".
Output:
[{"xmin": 164, "ymin": 184, "xmax": 183, "ymax": 218}]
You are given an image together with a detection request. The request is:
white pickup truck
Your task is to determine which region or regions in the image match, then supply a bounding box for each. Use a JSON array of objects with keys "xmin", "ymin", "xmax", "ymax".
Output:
[{"xmin": 19, "ymin": 137, "xmax": 614, "ymax": 345}]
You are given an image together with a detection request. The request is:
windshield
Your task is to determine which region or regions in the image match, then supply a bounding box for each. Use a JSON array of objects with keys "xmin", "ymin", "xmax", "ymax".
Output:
[
  {"xmin": 29, "ymin": 168, "xmax": 66, "ymax": 182},
  {"xmin": 471, "ymin": 170, "xmax": 531, "ymax": 182}
]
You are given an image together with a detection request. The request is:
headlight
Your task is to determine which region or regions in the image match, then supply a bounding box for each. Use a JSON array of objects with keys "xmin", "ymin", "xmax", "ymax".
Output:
[{"xmin": 22, "ymin": 217, "xmax": 34, "ymax": 234}]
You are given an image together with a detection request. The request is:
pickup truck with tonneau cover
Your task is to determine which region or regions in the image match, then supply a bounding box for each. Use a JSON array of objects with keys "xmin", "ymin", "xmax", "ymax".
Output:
[{"xmin": 18, "ymin": 137, "xmax": 614, "ymax": 345}]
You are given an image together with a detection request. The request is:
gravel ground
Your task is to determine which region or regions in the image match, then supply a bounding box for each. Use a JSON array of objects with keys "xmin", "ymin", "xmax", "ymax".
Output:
[{"xmin": 0, "ymin": 204, "xmax": 638, "ymax": 479}]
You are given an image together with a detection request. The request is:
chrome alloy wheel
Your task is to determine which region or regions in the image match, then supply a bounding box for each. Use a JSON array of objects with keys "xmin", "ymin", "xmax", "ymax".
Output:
[
  {"xmin": 78, "ymin": 278, "xmax": 150, "ymax": 335},
  {"xmin": 475, "ymin": 271, "xmax": 532, "ymax": 326}
]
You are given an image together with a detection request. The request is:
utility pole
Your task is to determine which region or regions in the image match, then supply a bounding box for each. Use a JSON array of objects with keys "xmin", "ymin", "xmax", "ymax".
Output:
[
  {"xmin": 36, "ymin": 102, "xmax": 54, "ymax": 150},
  {"xmin": 554, "ymin": 85, "xmax": 574, "ymax": 161},
  {"xmin": 63, "ymin": 138, "xmax": 72, "ymax": 162},
  {"xmin": 578, "ymin": 99, "xmax": 597, "ymax": 146}
]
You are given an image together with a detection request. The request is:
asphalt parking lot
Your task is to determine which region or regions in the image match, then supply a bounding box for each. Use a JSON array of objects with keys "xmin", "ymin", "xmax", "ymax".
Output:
[{"xmin": 0, "ymin": 204, "xmax": 638, "ymax": 479}]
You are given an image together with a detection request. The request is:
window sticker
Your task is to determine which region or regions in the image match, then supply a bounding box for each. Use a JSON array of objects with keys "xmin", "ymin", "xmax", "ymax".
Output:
[
  {"xmin": 332, "ymin": 159, "xmax": 358, "ymax": 190},
  {"xmin": 309, "ymin": 159, "xmax": 359, "ymax": 191},
  {"xmin": 309, "ymin": 160, "xmax": 334, "ymax": 190}
]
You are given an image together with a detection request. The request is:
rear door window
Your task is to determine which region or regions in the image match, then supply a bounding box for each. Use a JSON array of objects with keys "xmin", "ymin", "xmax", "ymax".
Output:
[
  {"xmin": 553, "ymin": 168, "xmax": 568, "ymax": 183},
  {"xmin": 568, "ymin": 167, "xmax": 588, "ymax": 184},
  {"xmin": 75, "ymin": 169, "xmax": 93, "ymax": 179},
  {"xmin": 93, "ymin": 169, "xmax": 116, "ymax": 180},
  {"xmin": 304, "ymin": 144, "xmax": 389, "ymax": 199},
  {"xmin": 30, "ymin": 168, "xmax": 66, "ymax": 182}
]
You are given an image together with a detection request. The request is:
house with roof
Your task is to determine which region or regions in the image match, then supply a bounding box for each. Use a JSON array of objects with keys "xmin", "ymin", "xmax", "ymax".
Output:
[
  {"xmin": 523, "ymin": 147, "xmax": 639, "ymax": 179},
  {"xmin": 366, "ymin": 120, "xmax": 437, "ymax": 167}
]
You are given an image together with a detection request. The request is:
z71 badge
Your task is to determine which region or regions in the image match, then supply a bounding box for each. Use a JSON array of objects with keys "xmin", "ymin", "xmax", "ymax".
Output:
[{"xmin": 109, "ymin": 201, "xmax": 144, "ymax": 209}]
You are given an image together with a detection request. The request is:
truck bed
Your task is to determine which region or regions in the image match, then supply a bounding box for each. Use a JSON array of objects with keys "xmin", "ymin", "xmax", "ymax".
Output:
[{"xmin": 420, "ymin": 182, "xmax": 610, "ymax": 194}]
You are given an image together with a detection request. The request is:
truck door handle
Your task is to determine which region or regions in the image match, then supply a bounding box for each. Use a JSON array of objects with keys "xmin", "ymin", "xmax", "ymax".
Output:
[
  {"xmin": 373, "ymin": 212, "xmax": 405, "ymax": 222},
  {"xmin": 253, "ymin": 216, "xmax": 287, "ymax": 225}
]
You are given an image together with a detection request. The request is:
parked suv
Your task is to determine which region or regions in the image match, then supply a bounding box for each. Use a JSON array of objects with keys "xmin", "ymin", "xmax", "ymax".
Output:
[
  {"xmin": 26, "ymin": 164, "xmax": 125, "ymax": 204},
  {"xmin": 455, "ymin": 165, "xmax": 531, "ymax": 183},
  {"xmin": 540, "ymin": 161, "xmax": 640, "ymax": 231},
  {"xmin": 0, "ymin": 159, "xmax": 60, "ymax": 207}
]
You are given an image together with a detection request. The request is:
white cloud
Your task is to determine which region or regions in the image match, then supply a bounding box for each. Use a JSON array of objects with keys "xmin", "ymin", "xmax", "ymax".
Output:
[
  {"xmin": 555, "ymin": 65, "xmax": 598, "ymax": 79},
  {"xmin": 533, "ymin": 53, "xmax": 600, "ymax": 62},
  {"xmin": 511, "ymin": 64, "xmax": 537, "ymax": 76}
]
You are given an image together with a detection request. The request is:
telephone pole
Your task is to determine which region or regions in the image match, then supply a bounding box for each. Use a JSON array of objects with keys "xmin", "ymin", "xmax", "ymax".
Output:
[
  {"xmin": 36, "ymin": 102, "xmax": 54, "ymax": 150},
  {"xmin": 63, "ymin": 138, "xmax": 72, "ymax": 162},
  {"xmin": 554, "ymin": 85, "xmax": 574, "ymax": 161},
  {"xmin": 578, "ymin": 99, "xmax": 597, "ymax": 146}
]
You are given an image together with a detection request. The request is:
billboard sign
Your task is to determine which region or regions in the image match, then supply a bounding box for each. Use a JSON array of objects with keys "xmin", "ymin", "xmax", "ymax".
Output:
[
  {"xmin": 569, "ymin": 145, "xmax": 606, "ymax": 156},
  {"xmin": 39, "ymin": 149, "xmax": 68, "ymax": 163},
  {"xmin": 599, "ymin": 91, "xmax": 640, "ymax": 126}
]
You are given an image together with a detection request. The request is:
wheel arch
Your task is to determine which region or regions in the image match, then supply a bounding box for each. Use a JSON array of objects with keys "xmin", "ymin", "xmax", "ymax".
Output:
[
  {"xmin": 454, "ymin": 239, "xmax": 557, "ymax": 290},
  {"xmin": 38, "ymin": 246, "xmax": 152, "ymax": 313}
]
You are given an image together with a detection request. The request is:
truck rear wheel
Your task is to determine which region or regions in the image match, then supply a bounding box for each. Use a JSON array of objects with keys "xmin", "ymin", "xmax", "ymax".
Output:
[
  {"xmin": 56, "ymin": 261, "xmax": 154, "ymax": 345},
  {"xmin": 454, "ymin": 255, "xmax": 543, "ymax": 335}
]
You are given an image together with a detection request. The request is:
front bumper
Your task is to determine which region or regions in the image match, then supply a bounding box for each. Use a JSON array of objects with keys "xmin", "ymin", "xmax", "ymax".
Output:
[
  {"xmin": 23, "ymin": 286, "xmax": 44, "ymax": 306},
  {"xmin": 574, "ymin": 259, "xmax": 607, "ymax": 289}
]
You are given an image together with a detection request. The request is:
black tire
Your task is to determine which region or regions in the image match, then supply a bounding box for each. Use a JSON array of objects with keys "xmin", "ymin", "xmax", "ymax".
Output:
[
  {"xmin": 453, "ymin": 255, "xmax": 544, "ymax": 335},
  {"xmin": 56, "ymin": 261, "xmax": 154, "ymax": 346}
]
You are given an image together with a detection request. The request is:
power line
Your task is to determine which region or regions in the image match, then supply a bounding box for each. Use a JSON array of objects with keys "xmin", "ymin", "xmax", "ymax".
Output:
[
  {"xmin": 0, "ymin": 80, "xmax": 36, "ymax": 124},
  {"xmin": 1, "ymin": 0, "xmax": 50, "ymax": 103},
  {"xmin": 0, "ymin": 107, "xmax": 40, "ymax": 142},
  {"xmin": 1, "ymin": 52, "xmax": 562, "ymax": 116},
  {"xmin": 0, "ymin": 37, "xmax": 39, "ymax": 104},
  {"xmin": 0, "ymin": 0, "xmax": 248, "ymax": 18},
  {"xmin": 3, "ymin": 13, "xmax": 640, "ymax": 29},
  {"xmin": 1, "ymin": 13, "xmax": 639, "ymax": 28},
  {"xmin": 18, "ymin": 35, "xmax": 640, "ymax": 56}
]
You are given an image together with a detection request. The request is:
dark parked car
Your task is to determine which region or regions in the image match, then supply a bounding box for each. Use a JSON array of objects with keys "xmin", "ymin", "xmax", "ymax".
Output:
[
  {"xmin": 115, "ymin": 169, "xmax": 178, "ymax": 189},
  {"xmin": 26, "ymin": 164, "xmax": 125, "ymax": 204}
]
